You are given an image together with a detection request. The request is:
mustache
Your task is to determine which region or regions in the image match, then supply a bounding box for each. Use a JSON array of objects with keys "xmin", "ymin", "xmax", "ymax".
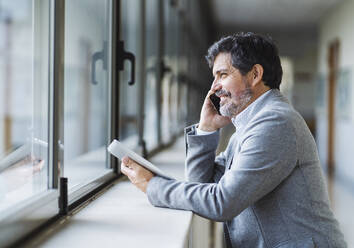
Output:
[{"xmin": 215, "ymin": 89, "xmax": 231, "ymax": 98}]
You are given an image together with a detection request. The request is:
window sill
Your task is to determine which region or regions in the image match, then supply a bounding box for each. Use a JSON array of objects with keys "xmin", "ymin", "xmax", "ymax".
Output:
[
  {"xmin": 27, "ymin": 137, "xmax": 196, "ymax": 247},
  {"xmin": 28, "ymin": 176, "xmax": 194, "ymax": 248}
]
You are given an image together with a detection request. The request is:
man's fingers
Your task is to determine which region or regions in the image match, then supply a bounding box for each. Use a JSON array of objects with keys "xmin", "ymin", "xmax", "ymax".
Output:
[
  {"xmin": 205, "ymin": 91, "xmax": 216, "ymax": 107},
  {"xmin": 122, "ymin": 156, "xmax": 140, "ymax": 170},
  {"xmin": 121, "ymin": 157, "xmax": 141, "ymax": 176},
  {"xmin": 122, "ymin": 156, "xmax": 130, "ymax": 166},
  {"xmin": 206, "ymin": 89, "xmax": 215, "ymax": 98},
  {"xmin": 206, "ymin": 83, "xmax": 222, "ymax": 101},
  {"xmin": 121, "ymin": 163, "xmax": 134, "ymax": 178},
  {"xmin": 120, "ymin": 158, "xmax": 154, "ymax": 193},
  {"xmin": 122, "ymin": 156, "xmax": 135, "ymax": 168},
  {"xmin": 120, "ymin": 164, "xmax": 129, "ymax": 175}
]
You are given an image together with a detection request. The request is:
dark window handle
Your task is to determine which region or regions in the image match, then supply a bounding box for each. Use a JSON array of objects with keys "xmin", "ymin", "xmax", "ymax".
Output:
[
  {"xmin": 160, "ymin": 60, "xmax": 172, "ymax": 79},
  {"xmin": 117, "ymin": 40, "xmax": 135, "ymax": 86},
  {"xmin": 91, "ymin": 41, "xmax": 108, "ymax": 85},
  {"xmin": 146, "ymin": 60, "xmax": 171, "ymax": 80}
]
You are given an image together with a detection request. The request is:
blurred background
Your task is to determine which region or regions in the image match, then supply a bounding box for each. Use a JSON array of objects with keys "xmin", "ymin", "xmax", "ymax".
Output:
[{"xmin": 0, "ymin": 0, "xmax": 353, "ymax": 247}]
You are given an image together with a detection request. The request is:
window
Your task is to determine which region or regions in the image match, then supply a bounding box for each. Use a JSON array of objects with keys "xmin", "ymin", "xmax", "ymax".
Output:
[
  {"xmin": 119, "ymin": 0, "xmax": 143, "ymax": 150},
  {"xmin": 161, "ymin": 2, "xmax": 177, "ymax": 144},
  {"xmin": 0, "ymin": 0, "xmax": 50, "ymax": 213},
  {"xmin": 63, "ymin": 0, "xmax": 113, "ymax": 190},
  {"xmin": 144, "ymin": 0, "xmax": 160, "ymax": 152},
  {"xmin": 0, "ymin": 0, "xmax": 205, "ymax": 246},
  {"xmin": 0, "ymin": 0, "xmax": 118, "ymax": 246}
]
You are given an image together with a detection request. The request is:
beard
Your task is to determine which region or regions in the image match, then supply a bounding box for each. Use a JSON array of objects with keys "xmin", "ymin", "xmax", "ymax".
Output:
[{"xmin": 216, "ymin": 84, "xmax": 253, "ymax": 118}]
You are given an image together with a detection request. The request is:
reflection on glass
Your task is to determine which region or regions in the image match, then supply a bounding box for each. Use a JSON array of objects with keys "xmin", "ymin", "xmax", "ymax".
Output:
[
  {"xmin": 0, "ymin": 0, "xmax": 49, "ymax": 211},
  {"xmin": 64, "ymin": 0, "xmax": 111, "ymax": 188},
  {"xmin": 119, "ymin": 0, "xmax": 141, "ymax": 145},
  {"xmin": 170, "ymin": 81, "xmax": 179, "ymax": 134},
  {"xmin": 161, "ymin": 78, "xmax": 172, "ymax": 143},
  {"xmin": 144, "ymin": 68, "xmax": 158, "ymax": 151},
  {"xmin": 161, "ymin": 3, "xmax": 180, "ymax": 144},
  {"xmin": 144, "ymin": 0, "xmax": 159, "ymax": 151},
  {"xmin": 178, "ymin": 83, "xmax": 188, "ymax": 129}
]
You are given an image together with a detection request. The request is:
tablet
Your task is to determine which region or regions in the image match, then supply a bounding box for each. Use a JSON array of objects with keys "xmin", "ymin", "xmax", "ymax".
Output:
[{"xmin": 107, "ymin": 139, "xmax": 175, "ymax": 180}]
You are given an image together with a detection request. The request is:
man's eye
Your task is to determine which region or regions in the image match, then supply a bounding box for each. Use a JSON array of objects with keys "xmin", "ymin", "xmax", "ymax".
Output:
[{"xmin": 220, "ymin": 73, "xmax": 227, "ymax": 78}]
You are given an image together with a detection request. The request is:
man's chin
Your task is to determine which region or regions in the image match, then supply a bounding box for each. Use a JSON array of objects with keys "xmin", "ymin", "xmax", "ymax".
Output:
[
  {"xmin": 220, "ymin": 101, "xmax": 246, "ymax": 118},
  {"xmin": 220, "ymin": 105, "xmax": 233, "ymax": 118}
]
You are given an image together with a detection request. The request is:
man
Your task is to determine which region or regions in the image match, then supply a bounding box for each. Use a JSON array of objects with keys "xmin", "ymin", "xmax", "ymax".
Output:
[{"xmin": 121, "ymin": 32, "xmax": 346, "ymax": 247}]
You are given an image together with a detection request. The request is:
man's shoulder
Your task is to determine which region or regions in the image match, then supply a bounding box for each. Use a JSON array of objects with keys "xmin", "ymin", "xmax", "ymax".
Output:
[
  {"xmin": 242, "ymin": 100, "xmax": 302, "ymax": 141},
  {"xmin": 251, "ymin": 101, "xmax": 297, "ymax": 125},
  {"xmin": 238, "ymin": 102, "xmax": 299, "ymax": 152}
]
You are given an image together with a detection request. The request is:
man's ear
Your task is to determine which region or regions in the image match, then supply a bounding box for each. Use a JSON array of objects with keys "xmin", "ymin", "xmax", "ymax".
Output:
[{"xmin": 250, "ymin": 64, "xmax": 264, "ymax": 87}]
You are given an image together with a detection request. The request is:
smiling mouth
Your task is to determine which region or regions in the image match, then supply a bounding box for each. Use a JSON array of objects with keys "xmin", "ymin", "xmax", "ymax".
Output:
[{"xmin": 215, "ymin": 89, "xmax": 231, "ymax": 98}]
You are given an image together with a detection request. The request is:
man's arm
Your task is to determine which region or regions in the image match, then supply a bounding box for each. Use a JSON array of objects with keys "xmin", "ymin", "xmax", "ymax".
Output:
[
  {"xmin": 146, "ymin": 114, "xmax": 297, "ymax": 222},
  {"xmin": 183, "ymin": 81, "xmax": 232, "ymax": 183},
  {"xmin": 184, "ymin": 124, "xmax": 227, "ymax": 183}
]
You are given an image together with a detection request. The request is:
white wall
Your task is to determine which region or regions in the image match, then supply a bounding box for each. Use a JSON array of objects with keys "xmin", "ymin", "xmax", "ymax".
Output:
[
  {"xmin": 280, "ymin": 57, "xmax": 294, "ymax": 102},
  {"xmin": 317, "ymin": 0, "xmax": 354, "ymax": 181}
]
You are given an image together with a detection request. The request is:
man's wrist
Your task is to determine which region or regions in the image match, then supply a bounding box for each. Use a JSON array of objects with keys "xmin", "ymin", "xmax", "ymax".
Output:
[
  {"xmin": 196, "ymin": 127, "xmax": 216, "ymax": 135},
  {"xmin": 198, "ymin": 123, "xmax": 217, "ymax": 132}
]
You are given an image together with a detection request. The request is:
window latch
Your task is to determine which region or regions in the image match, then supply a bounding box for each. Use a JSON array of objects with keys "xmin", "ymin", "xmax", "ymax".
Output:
[
  {"xmin": 117, "ymin": 40, "xmax": 135, "ymax": 86},
  {"xmin": 91, "ymin": 41, "xmax": 108, "ymax": 85}
]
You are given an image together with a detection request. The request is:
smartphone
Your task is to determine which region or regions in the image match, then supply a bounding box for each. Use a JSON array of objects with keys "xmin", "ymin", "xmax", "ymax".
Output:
[{"xmin": 209, "ymin": 93, "xmax": 221, "ymax": 115}]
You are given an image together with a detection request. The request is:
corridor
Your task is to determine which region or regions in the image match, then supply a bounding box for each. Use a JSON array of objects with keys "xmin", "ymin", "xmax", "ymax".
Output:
[{"xmin": 1, "ymin": 0, "xmax": 354, "ymax": 247}]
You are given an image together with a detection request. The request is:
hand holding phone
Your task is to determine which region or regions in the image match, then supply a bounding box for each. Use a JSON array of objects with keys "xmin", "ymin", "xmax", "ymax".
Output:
[
  {"xmin": 199, "ymin": 89, "xmax": 230, "ymax": 132},
  {"xmin": 209, "ymin": 93, "xmax": 221, "ymax": 115}
]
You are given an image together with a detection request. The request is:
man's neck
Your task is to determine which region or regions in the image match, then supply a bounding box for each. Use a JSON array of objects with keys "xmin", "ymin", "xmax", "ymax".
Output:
[
  {"xmin": 233, "ymin": 85, "xmax": 271, "ymax": 118},
  {"xmin": 250, "ymin": 85, "xmax": 271, "ymax": 106}
]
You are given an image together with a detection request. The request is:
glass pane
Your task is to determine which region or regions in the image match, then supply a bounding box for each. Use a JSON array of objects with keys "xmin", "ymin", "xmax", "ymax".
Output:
[
  {"xmin": 170, "ymin": 81, "xmax": 179, "ymax": 134},
  {"xmin": 64, "ymin": 0, "xmax": 112, "ymax": 188},
  {"xmin": 119, "ymin": 0, "xmax": 141, "ymax": 148},
  {"xmin": 144, "ymin": 0, "xmax": 159, "ymax": 151},
  {"xmin": 0, "ymin": 0, "xmax": 50, "ymax": 211},
  {"xmin": 161, "ymin": 79, "xmax": 172, "ymax": 143},
  {"xmin": 161, "ymin": 3, "xmax": 179, "ymax": 143},
  {"xmin": 178, "ymin": 83, "xmax": 188, "ymax": 129}
]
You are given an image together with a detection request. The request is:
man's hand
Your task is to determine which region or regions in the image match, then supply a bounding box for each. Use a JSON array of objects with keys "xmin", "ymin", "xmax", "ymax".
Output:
[
  {"xmin": 199, "ymin": 84, "xmax": 231, "ymax": 132},
  {"xmin": 120, "ymin": 156, "xmax": 154, "ymax": 193}
]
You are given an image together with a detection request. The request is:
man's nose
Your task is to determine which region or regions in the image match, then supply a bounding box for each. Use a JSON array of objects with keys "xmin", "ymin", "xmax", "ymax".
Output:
[{"xmin": 212, "ymin": 80, "xmax": 222, "ymax": 90}]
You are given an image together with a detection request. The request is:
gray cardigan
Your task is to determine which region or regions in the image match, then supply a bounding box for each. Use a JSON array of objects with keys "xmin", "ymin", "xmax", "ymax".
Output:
[{"xmin": 147, "ymin": 89, "xmax": 346, "ymax": 247}]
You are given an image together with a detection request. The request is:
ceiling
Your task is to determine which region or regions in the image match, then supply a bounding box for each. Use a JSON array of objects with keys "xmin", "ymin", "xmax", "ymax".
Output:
[
  {"xmin": 209, "ymin": 0, "xmax": 343, "ymax": 31},
  {"xmin": 207, "ymin": 0, "xmax": 345, "ymax": 57}
]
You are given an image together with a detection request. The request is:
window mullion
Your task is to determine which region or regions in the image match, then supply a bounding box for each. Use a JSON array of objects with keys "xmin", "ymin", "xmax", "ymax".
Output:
[{"xmin": 49, "ymin": 0, "xmax": 65, "ymax": 189}]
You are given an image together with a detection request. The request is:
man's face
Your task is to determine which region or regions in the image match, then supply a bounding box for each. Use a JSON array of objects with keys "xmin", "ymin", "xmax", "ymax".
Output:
[{"xmin": 212, "ymin": 53, "xmax": 253, "ymax": 118}]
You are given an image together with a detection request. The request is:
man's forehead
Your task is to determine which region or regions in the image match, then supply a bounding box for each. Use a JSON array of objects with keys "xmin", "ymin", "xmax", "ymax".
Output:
[{"xmin": 212, "ymin": 53, "xmax": 232, "ymax": 75}]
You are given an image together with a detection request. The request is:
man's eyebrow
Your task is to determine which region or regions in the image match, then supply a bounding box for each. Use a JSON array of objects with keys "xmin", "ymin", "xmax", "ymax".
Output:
[{"xmin": 213, "ymin": 68, "xmax": 229, "ymax": 76}]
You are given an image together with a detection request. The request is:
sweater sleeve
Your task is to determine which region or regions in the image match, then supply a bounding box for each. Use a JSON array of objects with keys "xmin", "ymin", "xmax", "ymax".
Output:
[
  {"xmin": 147, "ymin": 114, "xmax": 297, "ymax": 222},
  {"xmin": 184, "ymin": 124, "xmax": 227, "ymax": 183}
]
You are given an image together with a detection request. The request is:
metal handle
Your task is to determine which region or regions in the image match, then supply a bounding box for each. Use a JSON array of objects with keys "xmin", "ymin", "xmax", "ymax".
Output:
[
  {"xmin": 146, "ymin": 60, "xmax": 171, "ymax": 81},
  {"xmin": 117, "ymin": 40, "xmax": 136, "ymax": 86},
  {"xmin": 160, "ymin": 60, "xmax": 172, "ymax": 79},
  {"xmin": 91, "ymin": 41, "xmax": 108, "ymax": 85}
]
